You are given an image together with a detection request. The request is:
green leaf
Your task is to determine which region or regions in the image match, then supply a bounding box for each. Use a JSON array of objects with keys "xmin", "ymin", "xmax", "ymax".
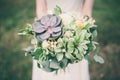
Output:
[
  {"xmin": 67, "ymin": 42, "xmax": 74, "ymax": 53},
  {"xmin": 65, "ymin": 53, "xmax": 75, "ymax": 60},
  {"xmin": 74, "ymin": 34, "xmax": 80, "ymax": 43},
  {"xmin": 85, "ymin": 32, "xmax": 91, "ymax": 39},
  {"xmin": 84, "ymin": 23, "xmax": 91, "ymax": 30},
  {"xmin": 79, "ymin": 30, "xmax": 87, "ymax": 42},
  {"xmin": 82, "ymin": 44, "xmax": 88, "ymax": 50},
  {"xmin": 74, "ymin": 48, "xmax": 84, "ymax": 60},
  {"xmin": 18, "ymin": 31, "xmax": 27, "ymax": 35},
  {"xmin": 92, "ymin": 30, "xmax": 97, "ymax": 40},
  {"xmin": 84, "ymin": 42, "xmax": 93, "ymax": 56},
  {"xmin": 78, "ymin": 46, "xmax": 84, "ymax": 53},
  {"xmin": 23, "ymin": 46, "xmax": 34, "ymax": 52},
  {"xmin": 74, "ymin": 48, "xmax": 79, "ymax": 54},
  {"xmin": 38, "ymin": 54, "xmax": 46, "ymax": 63},
  {"xmin": 84, "ymin": 55, "xmax": 91, "ymax": 64},
  {"xmin": 93, "ymin": 47, "xmax": 104, "ymax": 64},
  {"xmin": 18, "ymin": 23, "xmax": 34, "ymax": 35},
  {"xmin": 45, "ymin": 49, "xmax": 49, "ymax": 55},
  {"xmin": 41, "ymin": 61, "xmax": 54, "ymax": 72},
  {"xmin": 93, "ymin": 55, "xmax": 104, "ymax": 64},
  {"xmin": 42, "ymin": 67, "xmax": 54, "ymax": 72},
  {"xmin": 76, "ymin": 53, "xmax": 83, "ymax": 60},
  {"xmin": 54, "ymin": 5, "xmax": 62, "ymax": 15},
  {"xmin": 33, "ymin": 48, "xmax": 43, "ymax": 60},
  {"xmin": 81, "ymin": 40, "xmax": 90, "ymax": 45},
  {"xmin": 49, "ymin": 59, "xmax": 60, "ymax": 69},
  {"xmin": 41, "ymin": 60, "xmax": 49, "ymax": 67},
  {"xmin": 90, "ymin": 27, "xmax": 96, "ymax": 33},
  {"xmin": 37, "ymin": 63, "xmax": 41, "ymax": 68},
  {"xmin": 60, "ymin": 58, "xmax": 68, "ymax": 68},
  {"xmin": 94, "ymin": 47, "xmax": 100, "ymax": 55},
  {"xmin": 56, "ymin": 53, "xmax": 63, "ymax": 61}
]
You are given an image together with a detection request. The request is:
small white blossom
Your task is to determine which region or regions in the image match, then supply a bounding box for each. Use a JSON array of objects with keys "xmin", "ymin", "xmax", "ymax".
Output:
[
  {"xmin": 64, "ymin": 31, "xmax": 73, "ymax": 37},
  {"xmin": 59, "ymin": 13, "xmax": 74, "ymax": 25},
  {"xmin": 42, "ymin": 40, "xmax": 50, "ymax": 49}
]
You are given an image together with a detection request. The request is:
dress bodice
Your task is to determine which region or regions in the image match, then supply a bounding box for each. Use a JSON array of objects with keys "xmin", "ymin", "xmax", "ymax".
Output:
[{"xmin": 46, "ymin": 0, "xmax": 83, "ymax": 12}]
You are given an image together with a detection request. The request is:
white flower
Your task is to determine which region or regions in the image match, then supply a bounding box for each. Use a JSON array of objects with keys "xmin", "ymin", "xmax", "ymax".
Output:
[
  {"xmin": 59, "ymin": 13, "xmax": 74, "ymax": 25},
  {"xmin": 64, "ymin": 31, "xmax": 73, "ymax": 37},
  {"xmin": 47, "ymin": 10, "xmax": 53, "ymax": 14},
  {"xmin": 42, "ymin": 40, "xmax": 50, "ymax": 49}
]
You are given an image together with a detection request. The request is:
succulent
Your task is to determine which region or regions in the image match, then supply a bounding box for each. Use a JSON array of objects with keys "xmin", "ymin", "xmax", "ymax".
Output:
[{"xmin": 33, "ymin": 14, "xmax": 62, "ymax": 41}]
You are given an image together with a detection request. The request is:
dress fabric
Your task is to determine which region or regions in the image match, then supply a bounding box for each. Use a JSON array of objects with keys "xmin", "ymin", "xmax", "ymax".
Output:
[{"xmin": 32, "ymin": 0, "xmax": 90, "ymax": 80}]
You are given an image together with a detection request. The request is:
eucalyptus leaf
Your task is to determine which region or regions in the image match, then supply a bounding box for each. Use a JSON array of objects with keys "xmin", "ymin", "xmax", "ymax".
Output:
[
  {"xmin": 94, "ymin": 47, "xmax": 100, "ymax": 55},
  {"xmin": 42, "ymin": 67, "xmax": 54, "ymax": 72},
  {"xmin": 49, "ymin": 59, "xmax": 60, "ymax": 69},
  {"xmin": 93, "ymin": 55, "xmax": 104, "ymax": 64},
  {"xmin": 60, "ymin": 58, "xmax": 68, "ymax": 68},
  {"xmin": 84, "ymin": 55, "xmax": 91, "ymax": 64},
  {"xmin": 41, "ymin": 61, "xmax": 54, "ymax": 72},
  {"xmin": 41, "ymin": 61, "xmax": 50, "ymax": 68},
  {"xmin": 92, "ymin": 30, "xmax": 97, "ymax": 40}
]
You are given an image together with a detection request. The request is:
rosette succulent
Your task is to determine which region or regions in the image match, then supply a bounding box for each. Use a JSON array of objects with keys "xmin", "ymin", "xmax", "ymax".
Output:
[{"xmin": 33, "ymin": 14, "xmax": 62, "ymax": 41}]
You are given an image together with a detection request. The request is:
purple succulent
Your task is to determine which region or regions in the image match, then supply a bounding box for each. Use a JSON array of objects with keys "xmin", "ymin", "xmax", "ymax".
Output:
[{"xmin": 33, "ymin": 14, "xmax": 62, "ymax": 41}]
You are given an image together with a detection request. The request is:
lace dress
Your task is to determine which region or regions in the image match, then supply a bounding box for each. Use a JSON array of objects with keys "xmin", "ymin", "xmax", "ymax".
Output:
[{"xmin": 32, "ymin": 0, "xmax": 90, "ymax": 80}]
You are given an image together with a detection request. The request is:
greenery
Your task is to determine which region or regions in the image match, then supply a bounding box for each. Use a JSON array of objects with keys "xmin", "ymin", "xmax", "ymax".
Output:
[
  {"xmin": 0, "ymin": 0, "xmax": 120, "ymax": 80},
  {"xmin": 19, "ymin": 7, "xmax": 100, "ymax": 72}
]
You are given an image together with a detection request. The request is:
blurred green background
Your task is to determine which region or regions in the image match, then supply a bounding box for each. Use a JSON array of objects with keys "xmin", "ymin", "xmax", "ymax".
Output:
[{"xmin": 0, "ymin": 0, "xmax": 120, "ymax": 80}]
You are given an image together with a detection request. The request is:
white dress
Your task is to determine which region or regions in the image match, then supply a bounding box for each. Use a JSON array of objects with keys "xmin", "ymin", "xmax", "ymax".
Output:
[{"xmin": 32, "ymin": 0, "xmax": 90, "ymax": 80}]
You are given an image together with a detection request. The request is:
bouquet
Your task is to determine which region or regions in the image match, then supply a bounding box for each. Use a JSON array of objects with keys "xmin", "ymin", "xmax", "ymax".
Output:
[{"xmin": 18, "ymin": 6, "xmax": 103, "ymax": 72}]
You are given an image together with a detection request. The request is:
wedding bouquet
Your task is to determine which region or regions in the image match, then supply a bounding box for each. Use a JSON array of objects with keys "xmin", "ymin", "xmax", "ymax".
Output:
[{"xmin": 18, "ymin": 6, "xmax": 103, "ymax": 72}]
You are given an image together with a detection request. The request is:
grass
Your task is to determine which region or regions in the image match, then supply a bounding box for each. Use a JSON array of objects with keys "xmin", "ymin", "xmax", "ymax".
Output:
[{"xmin": 0, "ymin": 0, "xmax": 120, "ymax": 80}]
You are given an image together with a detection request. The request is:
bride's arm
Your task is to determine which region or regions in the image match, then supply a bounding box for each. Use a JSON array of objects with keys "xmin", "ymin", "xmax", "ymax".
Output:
[
  {"xmin": 81, "ymin": 0, "xmax": 94, "ymax": 17},
  {"xmin": 36, "ymin": 0, "xmax": 47, "ymax": 18}
]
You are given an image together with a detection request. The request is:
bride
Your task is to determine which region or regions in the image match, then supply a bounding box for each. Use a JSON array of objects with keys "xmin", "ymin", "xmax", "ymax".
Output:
[{"xmin": 32, "ymin": 0, "xmax": 94, "ymax": 80}]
